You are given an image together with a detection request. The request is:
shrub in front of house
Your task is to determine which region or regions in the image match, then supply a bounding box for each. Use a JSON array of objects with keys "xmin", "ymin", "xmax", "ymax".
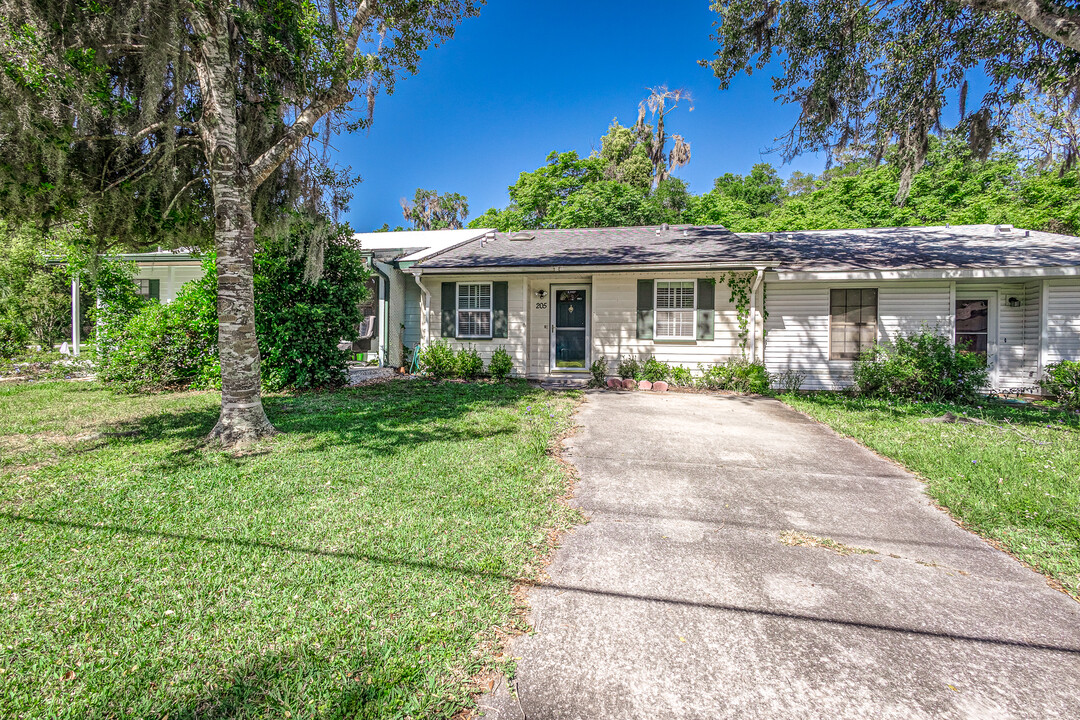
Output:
[
  {"xmin": 419, "ymin": 340, "xmax": 456, "ymax": 380},
  {"xmin": 697, "ymin": 358, "xmax": 772, "ymax": 394},
  {"xmin": 97, "ymin": 274, "xmax": 219, "ymax": 391},
  {"xmin": 489, "ymin": 347, "xmax": 514, "ymax": 381},
  {"xmin": 852, "ymin": 330, "xmax": 989, "ymax": 403},
  {"xmin": 616, "ymin": 356, "xmax": 642, "ymax": 380},
  {"xmin": 668, "ymin": 365, "xmax": 693, "ymax": 387},
  {"xmin": 588, "ymin": 355, "xmax": 608, "ymax": 387},
  {"xmin": 1039, "ymin": 360, "xmax": 1080, "ymax": 409},
  {"xmin": 455, "ymin": 346, "xmax": 485, "ymax": 381},
  {"xmin": 0, "ymin": 313, "xmax": 30, "ymax": 359},
  {"xmin": 642, "ymin": 356, "xmax": 670, "ymax": 383}
]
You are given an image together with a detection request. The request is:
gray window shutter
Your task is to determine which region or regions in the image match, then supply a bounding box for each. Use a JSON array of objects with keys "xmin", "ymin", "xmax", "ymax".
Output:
[
  {"xmin": 149, "ymin": 279, "xmax": 160, "ymax": 302},
  {"xmin": 696, "ymin": 278, "xmax": 714, "ymax": 341},
  {"xmin": 492, "ymin": 281, "xmax": 508, "ymax": 338},
  {"xmin": 441, "ymin": 283, "xmax": 456, "ymax": 338},
  {"xmin": 636, "ymin": 279, "xmax": 654, "ymax": 340}
]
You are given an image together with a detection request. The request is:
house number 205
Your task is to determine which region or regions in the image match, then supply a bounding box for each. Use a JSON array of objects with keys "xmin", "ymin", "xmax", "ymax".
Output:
[{"xmin": 535, "ymin": 302, "xmax": 548, "ymax": 309}]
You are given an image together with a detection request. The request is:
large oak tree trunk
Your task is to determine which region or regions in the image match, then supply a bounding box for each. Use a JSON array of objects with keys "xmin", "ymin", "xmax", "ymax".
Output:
[
  {"xmin": 207, "ymin": 183, "xmax": 275, "ymax": 445},
  {"xmin": 193, "ymin": 8, "xmax": 276, "ymax": 445}
]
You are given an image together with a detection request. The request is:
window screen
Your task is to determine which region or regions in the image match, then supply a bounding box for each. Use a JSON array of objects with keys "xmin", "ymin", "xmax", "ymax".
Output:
[
  {"xmin": 830, "ymin": 288, "xmax": 877, "ymax": 360},
  {"xmin": 655, "ymin": 281, "xmax": 695, "ymax": 339}
]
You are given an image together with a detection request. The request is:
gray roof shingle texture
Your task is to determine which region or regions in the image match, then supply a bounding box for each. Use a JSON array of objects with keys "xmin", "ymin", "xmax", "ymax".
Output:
[{"xmin": 415, "ymin": 224, "xmax": 1080, "ymax": 272}]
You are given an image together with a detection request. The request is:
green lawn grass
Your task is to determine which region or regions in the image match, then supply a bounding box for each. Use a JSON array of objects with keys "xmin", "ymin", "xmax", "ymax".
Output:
[
  {"xmin": 0, "ymin": 379, "xmax": 579, "ymax": 719},
  {"xmin": 781, "ymin": 393, "xmax": 1080, "ymax": 600}
]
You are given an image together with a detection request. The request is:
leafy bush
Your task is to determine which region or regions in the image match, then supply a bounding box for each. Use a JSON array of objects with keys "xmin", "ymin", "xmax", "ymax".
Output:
[
  {"xmin": 642, "ymin": 356, "xmax": 671, "ymax": 383},
  {"xmin": 0, "ymin": 313, "xmax": 30, "ymax": 359},
  {"xmin": 774, "ymin": 368, "xmax": 807, "ymax": 394},
  {"xmin": 668, "ymin": 365, "xmax": 693, "ymax": 387},
  {"xmin": 1040, "ymin": 360, "xmax": 1080, "ymax": 409},
  {"xmin": 97, "ymin": 274, "xmax": 219, "ymax": 391},
  {"xmin": 588, "ymin": 355, "xmax": 608, "ymax": 388},
  {"xmin": 489, "ymin": 346, "xmax": 514, "ymax": 381},
  {"xmin": 91, "ymin": 258, "xmax": 147, "ymax": 363},
  {"xmin": 697, "ymin": 359, "xmax": 772, "ymax": 394},
  {"xmin": 419, "ymin": 340, "xmax": 456, "ymax": 379},
  {"xmin": 455, "ymin": 346, "xmax": 485, "ymax": 380},
  {"xmin": 254, "ymin": 224, "xmax": 370, "ymax": 390},
  {"xmin": 617, "ymin": 356, "xmax": 642, "ymax": 380},
  {"xmin": 852, "ymin": 330, "xmax": 989, "ymax": 403}
]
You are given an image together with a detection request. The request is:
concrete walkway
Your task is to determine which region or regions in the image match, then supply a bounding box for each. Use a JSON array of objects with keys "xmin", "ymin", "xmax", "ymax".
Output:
[{"xmin": 481, "ymin": 392, "xmax": 1080, "ymax": 719}]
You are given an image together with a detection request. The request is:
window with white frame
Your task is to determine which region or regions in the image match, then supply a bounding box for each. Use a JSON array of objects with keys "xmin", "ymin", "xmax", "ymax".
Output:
[
  {"xmin": 655, "ymin": 280, "xmax": 695, "ymax": 339},
  {"xmin": 134, "ymin": 279, "xmax": 152, "ymax": 298},
  {"xmin": 457, "ymin": 283, "xmax": 492, "ymax": 338}
]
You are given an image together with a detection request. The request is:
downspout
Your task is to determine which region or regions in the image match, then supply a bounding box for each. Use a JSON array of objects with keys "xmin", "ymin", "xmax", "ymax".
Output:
[
  {"xmin": 748, "ymin": 268, "xmax": 766, "ymax": 362},
  {"xmin": 369, "ymin": 258, "xmax": 392, "ymax": 367},
  {"xmin": 70, "ymin": 276, "xmax": 81, "ymax": 356},
  {"xmin": 412, "ymin": 270, "xmax": 431, "ymax": 349}
]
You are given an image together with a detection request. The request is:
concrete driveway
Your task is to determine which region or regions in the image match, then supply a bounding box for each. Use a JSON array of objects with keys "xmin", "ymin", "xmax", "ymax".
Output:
[{"xmin": 481, "ymin": 391, "xmax": 1080, "ymax": 719}]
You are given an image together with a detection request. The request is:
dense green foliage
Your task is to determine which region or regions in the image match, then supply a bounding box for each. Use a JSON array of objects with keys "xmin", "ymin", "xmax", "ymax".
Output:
[
  {"xmin": 0, "ymin": 379, "xmax": 578, "ymax": 717},
  {"xmin": 0, "ymin": 224, "xmax": 71, "ymax": 355},
  {"xmin": 588, "ymin": 355, "xmax": 608, "ymax": 388},
  {"xmin": 782, "ymin": 393, "xmax": 1080, "ymax": 599},
  {"xmin": 97, "ymin": 266, "xmax": 219, "ymax": 391},
  {"xmin": 254, "ymin": 226, "xmax": 370, "ymax": 391},
  {"xmin": 696, "ymin": 359, "xmax": 772, "ymax": 394},
  {"xmin": 401, "ymin": 188, "xmax": 470, "ymax": 230},
  {"xmin": 471, "ymin": 135, "xmax": 1080, "ymax": 234},
  {"xmin": 488, "ymin": 347, "xmax": 514, "ymax": 381},
  {"xmin": 1040, "ymin": 360, "xmax": 1080, "ymax": 410},
  {"xmin": 853, "ymin": 330, "xmax": 990, "ymax": 403},
  {"xmin": 703, "ymin": 1, "xmax": 1080, "ymax": 201},
  {"xmin": 99, "ymin": 225, "xmax": 369, "ymax": 392},
  {"xmin": 454, "ymin": 346, "xmax": 484, "ymax": 381},
  {"xmin": 418, "ymin": 340, "xmax": 458, "ymax": 380}
]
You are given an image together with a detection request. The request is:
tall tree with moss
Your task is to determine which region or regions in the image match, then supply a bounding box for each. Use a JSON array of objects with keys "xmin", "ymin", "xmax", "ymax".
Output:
[
  {"xmin": 400, "ymin": 188, "xmax": 469, "ymax": 230},
  {"xmin": 702, "ymin": 1, "xmax": 1080, "ymax": 201},
  {"xmin": 0, "ymin": 0, "xmax": 481, "ymax": 445}
]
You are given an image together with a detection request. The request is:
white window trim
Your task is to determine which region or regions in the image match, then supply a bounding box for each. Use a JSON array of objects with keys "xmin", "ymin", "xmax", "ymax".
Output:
[
  {"xmin": 654, "ymin": 279, "xmax": 697, "ymax": 340},
  {"xmin": 456, "ymin": 281, "xmax": 493, "ymax": 339},
  {"xmin": 828, "ymin": 287, "xmax": 879, "ymax": 361}
]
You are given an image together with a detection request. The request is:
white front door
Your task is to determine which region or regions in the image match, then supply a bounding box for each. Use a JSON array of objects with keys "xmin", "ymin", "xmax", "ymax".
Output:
[{"xmin": 955, "ymin": 291, "xmax": 998, "ymax": 386}]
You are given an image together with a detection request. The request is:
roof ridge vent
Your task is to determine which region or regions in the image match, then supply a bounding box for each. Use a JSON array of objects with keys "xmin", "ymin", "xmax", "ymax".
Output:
[{"xmin": 509, "ymin": 232, "xmax": 534, "ymax": 241}]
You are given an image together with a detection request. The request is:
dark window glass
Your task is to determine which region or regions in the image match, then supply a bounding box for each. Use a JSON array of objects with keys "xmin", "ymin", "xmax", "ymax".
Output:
[
  {"xmin": 830, "ymin": 288, "xmax": 878, "ymax": 360},
  {"xmin": 955, "ymin": 299, "xmax": 989, "ymax": 358}
]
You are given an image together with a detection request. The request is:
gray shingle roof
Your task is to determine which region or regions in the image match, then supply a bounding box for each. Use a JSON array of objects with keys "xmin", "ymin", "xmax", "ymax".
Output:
[{"xmin": 414, "ymin": 224, "xmax": 1080, "ymax": 272}]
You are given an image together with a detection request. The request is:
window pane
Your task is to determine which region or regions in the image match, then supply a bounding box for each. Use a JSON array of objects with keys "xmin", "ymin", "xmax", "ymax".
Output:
[
  {"xmin": 955, "ymin": 300, "xmax": 988, "ymax": 333},
  {"xmin": 656, "ymin": 309, "xmax": 694, "ymax": 338},
  {"xmin": 458, "ymin": 310, "xmax": 491, "ymax": 337},
  {"xmin": 657, "ymin": 281, "xmax": 694, "ymax": 310},
  {"xmin": 956, "ymin": 333, "xmax": 988, "ymax": 355},
  {"xmin": 458, "ymin": 283, "xmax": 491, "ymax": 311},
  {"xmin": 830, "ymin": 287, "xmax": 877, "ymax": 359}
]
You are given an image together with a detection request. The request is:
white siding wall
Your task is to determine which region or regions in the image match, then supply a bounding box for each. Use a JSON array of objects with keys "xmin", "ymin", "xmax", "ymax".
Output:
[
  {"xmin": 134, "ymin": 262, "xmax": 205, "ymax": 303},
  {"xmin": 1024, "ymin": 280, "xmax": 1042, "ymax": 381},
  {"xmin": 984, "ymin": 283, "xmax": 1029, "ymax": 388},
  {"xmin": 764, "ymin": 280, "xmax": 952, "ymax": 390},
  {"xmin": 1046, "ymin": 278, "xmax": 1080, "ymax": 363},
  {"xmin": 422, "ymin": 275, "xmax": 529, "ymax": 377},
  {"xmin": 591, "ymin": 272, "xmax": 744, "ymax": 373}
]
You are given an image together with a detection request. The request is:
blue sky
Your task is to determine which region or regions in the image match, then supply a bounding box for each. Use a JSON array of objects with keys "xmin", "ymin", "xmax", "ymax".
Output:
[{"xmin": 336, "ymin": 1, "xmax": 828, "ymax": 232}]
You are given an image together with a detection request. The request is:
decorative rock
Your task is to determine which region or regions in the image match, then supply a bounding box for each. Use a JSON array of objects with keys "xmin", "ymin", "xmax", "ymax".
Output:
[
  {"xmin": 622, "ymin": 378, "xmax": 637, "ymax": 390},
  {"xmin": 606, "ymin": 377, "xmax": 622, "ymax": 390},
  {"xmin": 652, "ymin": 381, "xmax": 669, "ymax": 392},
  {"xmin": 638, "ymin": 380, "xmax": 653, "ymax": 391}
]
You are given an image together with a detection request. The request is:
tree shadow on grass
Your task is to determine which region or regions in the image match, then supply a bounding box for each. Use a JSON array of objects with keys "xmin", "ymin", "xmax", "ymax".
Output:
[{"xmin": 85, "ymin": 379, "xmax": 551, "ymax": 473}]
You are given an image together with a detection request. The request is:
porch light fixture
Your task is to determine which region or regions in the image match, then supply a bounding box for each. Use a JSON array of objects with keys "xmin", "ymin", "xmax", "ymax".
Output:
[
  {"xmin": 534, "ymin": 289, "xmax": 548, "ymax": 299},
  {"xmin": 1008, "ymin": 296, "xmax": 1021, "ymax": 307}
]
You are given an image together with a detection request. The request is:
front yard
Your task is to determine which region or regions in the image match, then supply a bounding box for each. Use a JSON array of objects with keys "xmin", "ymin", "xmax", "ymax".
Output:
[
  {"xmin": 0, "ymin": 380, "xmax": 579, "ymax": 719},
  {"xmin": 782, "ymin": 393, "xmax": 1080, "ymax": 600}
]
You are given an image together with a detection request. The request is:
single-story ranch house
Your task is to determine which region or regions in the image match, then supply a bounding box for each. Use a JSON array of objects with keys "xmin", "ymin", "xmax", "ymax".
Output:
[
  {"xmin": 400, "ymin": 223, "xmax": 1080, "ymax": 392},
  {"xmin": 85, "ymin": 223, "xmax": 1079, "ymax": 393}
]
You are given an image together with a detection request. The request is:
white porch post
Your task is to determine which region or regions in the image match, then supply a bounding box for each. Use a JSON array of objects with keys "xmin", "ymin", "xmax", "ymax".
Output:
[{"xmin": 70, "ymin": 277, "xmax": 81, "ymax": 356}]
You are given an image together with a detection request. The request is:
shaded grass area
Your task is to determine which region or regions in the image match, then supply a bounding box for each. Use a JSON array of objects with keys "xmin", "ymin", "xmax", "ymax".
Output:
[
  {"xmin": 0, "ymin": 380, "xmax": 580, "ymax": 719},
  {"xmin": 781, "ymin": 393, "xmax": 1080, "ymax": 600}
]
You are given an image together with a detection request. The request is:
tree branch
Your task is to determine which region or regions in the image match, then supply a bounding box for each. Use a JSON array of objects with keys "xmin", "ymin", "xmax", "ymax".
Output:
[
  {"xmin": 962, "ymin": 0, "xmax": 1080, "ymax": 53},
  {"xmin": 247, "ymin": 0, "xmax": 376, "ymax": 189}
]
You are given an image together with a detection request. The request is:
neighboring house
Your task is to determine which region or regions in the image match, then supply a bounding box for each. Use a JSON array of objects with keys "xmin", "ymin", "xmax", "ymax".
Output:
[
  {"xmin": 405, "ymin": 224, "xmax": 1080, "ymax": 391},
  {"xmin": 354, "ymin": 228, "xmax": 493, "ymax": 367}
]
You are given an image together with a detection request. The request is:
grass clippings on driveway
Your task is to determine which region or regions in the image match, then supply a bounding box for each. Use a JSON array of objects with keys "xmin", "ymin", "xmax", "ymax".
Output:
[
  {"xmin": 0, "ymin": 379, "xmax": 579, "ymax": 719},
  {"xmin": 781, "ymin": 393, "xmax": 1080, "ymax": 600}
]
